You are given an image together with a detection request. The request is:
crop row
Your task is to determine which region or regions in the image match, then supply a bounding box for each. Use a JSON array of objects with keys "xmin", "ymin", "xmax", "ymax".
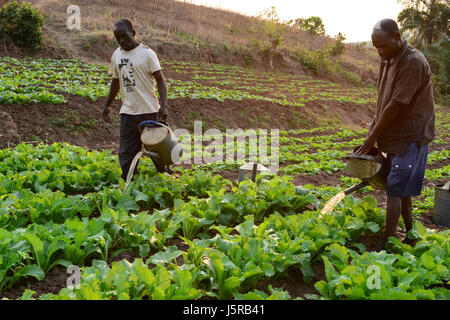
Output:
[{"xmin": 0, "ymin": 57, "xmax": 375, "ymax": 106}]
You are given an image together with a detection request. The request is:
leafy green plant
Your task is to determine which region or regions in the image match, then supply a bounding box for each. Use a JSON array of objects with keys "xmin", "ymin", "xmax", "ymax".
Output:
[{"xmin": 0, "ymin": 1, "xmax": 44, "ymax": 51}]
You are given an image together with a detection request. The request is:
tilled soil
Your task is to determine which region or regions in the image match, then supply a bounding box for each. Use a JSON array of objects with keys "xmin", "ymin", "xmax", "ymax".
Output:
[
  {"xmin": 0, "ymin": 95, "xmax": 375, "ymax": 151},
  {"xmin": 0, "ymin": 267, "xmax": 69, "ymax": 300}
]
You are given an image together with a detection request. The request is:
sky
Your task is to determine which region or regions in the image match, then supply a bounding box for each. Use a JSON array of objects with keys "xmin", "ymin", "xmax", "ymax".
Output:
[{"xmin": 179, "ymin": 0, "xmax": 404, "ymax": 42}]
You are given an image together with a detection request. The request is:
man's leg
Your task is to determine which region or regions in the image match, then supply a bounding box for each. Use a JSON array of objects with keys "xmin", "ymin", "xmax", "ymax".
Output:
[
  {"xmin": 119, "ymin": 114, "xmax": 142, "ymax": 180},
  {"xmin": 383, "ymin": 196, "xmax": 402, "ymax": 246},
  {"xmin": 401, "ymin": 197, "xmax": 413, "ymax": 232},
  {"xmin": 382, "ymin": 143, "xmax": 427, "ymax": 250},
  {"xmin": 401, "ymin": 196, "xmax": 418, "ymax": 245}
]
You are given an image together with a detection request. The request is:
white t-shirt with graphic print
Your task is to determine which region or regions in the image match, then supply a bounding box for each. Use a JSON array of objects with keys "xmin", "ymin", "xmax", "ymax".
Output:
[{"xmin": 110, "ymin": 43, "xmax": 162, "ymax": 115}]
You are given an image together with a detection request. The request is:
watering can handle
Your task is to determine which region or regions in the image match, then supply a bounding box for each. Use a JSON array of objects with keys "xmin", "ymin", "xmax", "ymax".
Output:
[
  {"xmin": 345, "ymin": 153, "xmax": 384, "ymax": 164},
  {"xmin": 138, "ymin": 120, "xmax": 170, "ymax": 133}
]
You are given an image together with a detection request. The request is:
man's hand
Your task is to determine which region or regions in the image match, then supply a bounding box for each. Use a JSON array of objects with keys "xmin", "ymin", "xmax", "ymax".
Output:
[
  {"xmin": 103, "ymin": 106, "xmax": 112, "ymax": 123},
  {"xmin": 158, "ymin": 106, "xmax": 168, "ymax": 123},
  {"xmin": 355, "ymin": 135, "xmax": 376, "ymax": 155}
]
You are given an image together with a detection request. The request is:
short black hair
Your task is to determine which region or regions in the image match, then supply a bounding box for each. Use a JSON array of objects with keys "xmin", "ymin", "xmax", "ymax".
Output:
[
  {"xmin": 373, "ymin": 19, "xmax": 400, "ymax": 36},
  {"xmin": 114, "ymin": 19, "xmax": 134, "ymax": 32}
]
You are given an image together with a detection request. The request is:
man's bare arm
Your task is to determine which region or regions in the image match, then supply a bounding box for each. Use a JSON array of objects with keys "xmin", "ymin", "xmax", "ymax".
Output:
[
  {"xmin": 153, "ymin": 70, "xmax": 168, "ymax": 122},
  {"xmin": 103, "ymin": 78, "xmax": 120, "ymax": 122}
]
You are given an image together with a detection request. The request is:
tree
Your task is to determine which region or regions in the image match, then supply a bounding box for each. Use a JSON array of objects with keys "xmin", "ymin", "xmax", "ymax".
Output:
[
  {"xmin": 424, "ymin": 36, "xmax": 449, "ymax": 103},
  {"xmin": 328, "ymin": 32, "xmax": 346, "ymax": 56},
  {"xmin": 287, "ymin": 18, "xmax": 304, "ymax": 30},
  {"xmin": 397, "ymin": 0, "xmax": 449, "ymax": 46},
  {"xmin": 254, "ymin": 6, "xmax": 286, "ymax": 70},
  {"xmin": 301, "ymin": 16, "xmax": 326, "ymax": 36}
]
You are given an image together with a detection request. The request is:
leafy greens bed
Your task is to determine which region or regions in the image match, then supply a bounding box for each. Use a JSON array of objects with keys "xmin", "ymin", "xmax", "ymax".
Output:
[{"xmin": 0, "ymin": 142, "xmax": 448, "ymax": 300}]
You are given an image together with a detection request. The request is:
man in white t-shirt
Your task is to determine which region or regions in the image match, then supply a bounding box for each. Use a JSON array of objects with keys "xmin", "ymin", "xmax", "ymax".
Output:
[{"xmin": 103, "ymin": 19, "xmax": 169, "ymax": 179}]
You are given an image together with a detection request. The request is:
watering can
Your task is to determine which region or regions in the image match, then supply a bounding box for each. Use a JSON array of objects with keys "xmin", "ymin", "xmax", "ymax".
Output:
[
  {"xmin": 344, "ymin": 146, "xmax": 389, "ymax": 194},
  {"xmin": 138, "ymin": 120, "xmax": 183, "ymax": 172},
  {"xmin": 317, "ymin": 146, "xmax": 389, "ymax": 217}
]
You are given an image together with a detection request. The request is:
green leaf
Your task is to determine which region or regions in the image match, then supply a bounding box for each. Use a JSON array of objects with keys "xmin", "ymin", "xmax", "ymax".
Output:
[
  {"xmin": 47, "ymin": 259, "xmax": 72, "ymax": 271},
  {"xmin": 365, "ymin": 222, "xmax": 380, "ymax": 233},
  {"xmin": 46, "ymin": 240, "xmax": 67, "ymax": 264},
  {"xmin": 18, "ymin": 289, "xmax": 36, "ymax": 300},
  {"xmin": 139, "ymin": 244, "xmax": 150, "ymax": 258},
  {"xmin": 420, "ymin": 254, "xmax": 436, "ymax": 270},
  {"xmin": 16, "ymin": 264, "xmax": 45, "ymax": 281},
  {"xmin": 224, "ymin": 276, "xmax": 241, "ymax": 292},
  {"xmin": 134, "ymin": 264, "xmax": 155, "ymax": 289},
  {"xmin": 148, "ymin": 246, "xmax": 183, "ymax": 265},
  {"xmin": 322, "ymin": 256, "xmax": 337, "ymax": 283},
  {"xmin": 235, "ymin": 291, "xmax": 266, "ymax": 300},
  {"xmin": 261, "ymin": 262, "xmax": 275, "ymax": 277},
  {"xmin": 174, "ymin": 269, "xmax": 192, "ymax": 289},
  {"xmin": 116, "ymin": 195, "xmax": 139, "ymax": 211},
  {"xmin": 314, "ymin": 280, "xmax": 330, "ymax": 299},
  {"xmin": 132, "ymin": 189, "xmax": 148, "ymax": 203},
  {"xmin": 23, "ymin": 233, "xmax": 44, "ymax": 267}
]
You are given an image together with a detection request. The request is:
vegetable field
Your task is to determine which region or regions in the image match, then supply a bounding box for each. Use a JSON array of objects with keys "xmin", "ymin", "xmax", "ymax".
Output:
[
  {"xmin": 0, "ymin": 57, "xmax": 449, "ymax": 300},
  {"xmin": 0, "ymin": 56, "xmax": 375, "ymax": 105}
]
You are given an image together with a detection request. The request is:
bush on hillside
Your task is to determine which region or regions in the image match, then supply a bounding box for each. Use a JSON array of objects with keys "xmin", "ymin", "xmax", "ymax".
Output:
[
  {"xmin": 328, "ymin": 32, "xmax": 346, "ymax": 56},
  {"xmin": 0, "ymin": 1, "xmax": 45, "ymax": 51},
  {"xmin": 292, "ymin": 47, "xmax": 362, "ymax": 85},
  {"xmin": 293, "ymin": 48, "xmax": 327, "ymax": 73}
]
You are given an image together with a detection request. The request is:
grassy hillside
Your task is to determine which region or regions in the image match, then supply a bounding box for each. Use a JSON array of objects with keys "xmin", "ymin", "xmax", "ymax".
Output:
[{"xmin": 2, "ymin": 0, "xmax": 380, "ymax": 86}]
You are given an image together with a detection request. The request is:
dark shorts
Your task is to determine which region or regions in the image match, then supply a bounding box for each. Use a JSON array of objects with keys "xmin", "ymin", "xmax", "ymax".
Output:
[
  {"xmin": 386, "ymin": 142, "xmax": 428, "ymax": 198},
  {"xmin": 119, "ymin": 113, "xmax": 157, "ymax": 180}
]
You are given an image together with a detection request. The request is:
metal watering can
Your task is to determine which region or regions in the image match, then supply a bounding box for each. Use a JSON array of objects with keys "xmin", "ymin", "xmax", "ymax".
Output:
[
  {"xmin": 138, "ymin": 120, "xmax": 183, "ymax": 172},
  {"xmin": 318, "ymin": 146, "xmax": 388, "ymax": 217},
  {"xmin": 344, "ymin": 146, "xmax": 389, "ymax": 193}
]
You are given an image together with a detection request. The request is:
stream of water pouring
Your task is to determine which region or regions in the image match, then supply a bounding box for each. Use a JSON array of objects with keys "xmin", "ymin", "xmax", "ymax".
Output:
[
  {"xmin": 319, "ymin": 191, "xmax": 346, "ymax": 218},
  {"xmin": 124, "ymin": 150, "xmax": 143, "ymax": 190}
]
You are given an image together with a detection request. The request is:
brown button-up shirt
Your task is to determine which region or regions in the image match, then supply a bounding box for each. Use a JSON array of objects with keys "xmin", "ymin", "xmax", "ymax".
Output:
[{"xmin": 374, "ymin": 41, "xmax": 435, "ymax": 156}]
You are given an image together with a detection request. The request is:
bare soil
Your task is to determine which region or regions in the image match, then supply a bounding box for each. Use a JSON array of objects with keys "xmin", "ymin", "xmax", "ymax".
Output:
[
  {"xmin": 0, "ymin": 95, "xmax": 374, "ymax": 151},
  {"xmin": 0, "ymin": 267, "xmax": 68, "ymax": 300},
  {"xmin": 254, "ymin": 264, "xmax": 325, "ymax": 299}
]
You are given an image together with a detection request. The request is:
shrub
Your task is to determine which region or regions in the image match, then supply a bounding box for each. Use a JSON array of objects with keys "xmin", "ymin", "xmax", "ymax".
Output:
[
  {"xmin": 332, "ymin": 64, "xmax": 362, "ymax": 85},
  {"xmin": 328, "ymin": 32, "xmax": 346, "ymax": 56},
  {"xmin": 293, "ymin": 47, "xmax": 362, "ymax": 85},
  {"xmin": 0, "ymin": 1, "xmax": 45, "ymax": 51},
  {"xmin": 293, "ymin": 48, "xmax": 327, "ymax": 73}
]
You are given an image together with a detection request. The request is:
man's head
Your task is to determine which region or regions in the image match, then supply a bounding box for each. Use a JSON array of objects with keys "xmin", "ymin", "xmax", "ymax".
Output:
[
  {"xmin": 371, "ymin": 19, "xmax": 403, "ymax": 60},
  {"xmin": 114, "ymin": 19, "xmax": 137, "ymax": 51}
]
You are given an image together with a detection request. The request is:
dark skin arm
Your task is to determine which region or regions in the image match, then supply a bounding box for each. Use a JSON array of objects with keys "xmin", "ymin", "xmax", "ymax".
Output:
[
  {"xmin": 153, "ymin": 70, "xmax": 168, "ymax": 122},
  {"xmin": 103, "ymin": 78, "xmax": 120, "ymax": 122},
  {"xmin": 355, "ymin": 99, "xmax": 404, "ymax": 155}
]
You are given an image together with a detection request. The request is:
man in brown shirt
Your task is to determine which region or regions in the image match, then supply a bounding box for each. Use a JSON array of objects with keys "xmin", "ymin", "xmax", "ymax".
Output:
[{"xmin": 356, "ymin": 19, "xmax": 435, "ymax": 250}]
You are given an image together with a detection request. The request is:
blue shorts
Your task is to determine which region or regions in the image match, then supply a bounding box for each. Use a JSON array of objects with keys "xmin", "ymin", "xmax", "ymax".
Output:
[{"xmin": 386, "ymin": 142, "xmax": 429, "ymax": 198}]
